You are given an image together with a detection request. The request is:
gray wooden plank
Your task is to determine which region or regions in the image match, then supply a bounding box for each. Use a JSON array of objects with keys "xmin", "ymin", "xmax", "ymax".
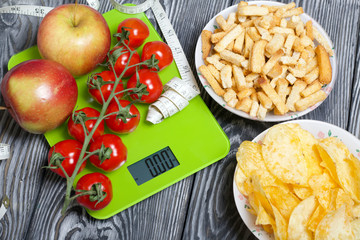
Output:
[{"xmin": 182, "ymin": 0, "xmax": 360, "ymax": 239}]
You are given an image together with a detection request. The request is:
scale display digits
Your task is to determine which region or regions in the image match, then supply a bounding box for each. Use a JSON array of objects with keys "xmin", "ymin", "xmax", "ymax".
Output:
[{"xmin": 128, "ymin": 146, "xmax": 179, "ymax": 185}]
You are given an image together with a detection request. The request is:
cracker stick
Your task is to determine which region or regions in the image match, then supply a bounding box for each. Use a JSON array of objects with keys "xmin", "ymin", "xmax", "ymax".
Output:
[
  {"xmin": 199, "ymin": 65, "xmax": 226, "ymax": 96},
  {"xmin": 207, "ymin": 64, "xmax": 221, "ymax": 83},
  {"xmin": 295, "ymin": 90, "xmax": 327, "ymax": 111},
  {"xmin": 257, "ymin": 104, "xmax": 268, "ymax": 119},
  {"xmin": 235, "ymin": 97, "xmax": 252, "ymax": 113},
  {"xmin": 257, "ymin": 91, "xmax": 273, "ymax": 109},
  {"xmin": 220, "ymin": 49, "xmax": 246, "ymax": 66},
  {"xmin": 232, "ymin": 65, "xmax": 246, "ymax": 91},
  {"xmin": 259, "ymin": 78, "xmax": 288, "ymax": 114},
  {"xmin": 233, "ymin": 30, "xmax": 245, "ymax": 54},
  {"xmin": 249, "ymin": 100, "xmax": 259, "ymax": 117},
  {"xmin": 250, "ymin": 92, "xmax": 258, "ymax": 102},
  {"xmin": 227, "ymin": 13, "xmax": 237, "ymax": 26},
  {"xmin": 303, "ymin": 67, "xmax": 319, "ymax": 84},
  {"xmin": 301, "ymin": 80, "xmax": 322, "ymax": 98},
  {"xmin": 214, "ymin": 25, "xmax": 244, "ymax": 52},
  {"xmin": 305, "ymin": 57, "xmax": 318, "ymax": 73},
  {"xmin": 220, "ymin": 65, "xmax": 233, "ymax": 88},
  {"xmin": 216, "ymin": 15, "xmax": 229, "ymax": 31},
  {"xmin": 238, "ymin": 6, "xmax": 269, "ymax": 16},
  {"xmin": 267, "ymin": 63, "xmax": 283, "ymax": 79},
  {"xmin": 255, "ymin": 25, "xmax": 272, "ymax": 41},
  {"xmin": 315, "ymin": 45, "xmax": 332, "ymax": 84},
  {"xmin": 313, "ymin": 27, "xmax": 334, "ymax": 56},
  {"xmin": 282, "ymin": 7, "xmax": 304, "ymax": 18},
  {"xmin": 247, "ymin": 27, "xmax": 261, "ymax": 41},
  {"xmin": 286, "ymin": 80, "xmax": 307, "ymax": 111},
  {"xmin": 250, "ymin": 40, "xmax": 268, "ymax": 73},
  {"xmin": 243, "ymin": 33, "xmax": 254, "ymax": 58},
  {"xmin": 245, "ymin": 73, "xmax": 260, "ymax": 82},
  {"xmin": 276, "ymin": 78, "xmax": 289, "ymax": 103},
  {"xmin": 211, "ymin": 24, "xmax": 237, "ymax": 44},
  {"xmin": 201, "ymin": 30, "xmax": 212, "ymax": 60},
  {"xmin": 269, "ymin": 27, "xmax": 295, "ymax": 35},
  {"xmin": 223, "ymin": 89, "xmax": 237, "ymax": 102},
  {"xmin": 305, "ymin": 21, "xmax": 314, "ymax": 40},
  {"xmin": 226, "ymin": 40, "xmax": 235, "ymax": 51},
  {"xmin": 237, "ymin": 87, "xmax": 254, "ymax": 99},
  {"xmin": 206, "ymin": 54, "xmax": 225, "ymax": 71},
  {"xmin": 262, "ymin": 49, "xmax": 284, "ymax": 75},
  {"xmin": 284, "ymin": 34, "xmax": 297, "ymax": 55},
  {"xmin": 270, "ymin": 65, "xmax": 287, "ymax": 87},
  {"xmin": 265, "ymin": 33, "xmax": 285, "ymax": 55}
]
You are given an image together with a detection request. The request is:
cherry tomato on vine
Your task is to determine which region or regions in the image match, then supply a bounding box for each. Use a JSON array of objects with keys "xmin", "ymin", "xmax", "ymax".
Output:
[
  {"xmin": 67, "ymin": 107, "xmax": 104, "ymax": 143},
  {"xmin": 108, "ymin": 46, "xmax": 140, "ymax": 78},
  {"xmin": 127, "ymin": 69, "xmax": 163, "ymax": 104},
  {"xmin": 88, "ymin": 70, "xmax": 124, "ymax": 104},
  {"xmin": 105, "ymin": 100, "xmax": 140, "ymax": 134},
  {"xmin": 76, "ymin": 172, "xmax": 113, "ymax": 211},
  {"xmin": 116, "ymin": 18, "xmax": 149, "ymax": 48},
  {"xmin": 48, "ymin": 139, "xmax": 86, "ymax": 178},
  {"xmin": 89, "ymin": 134, "xmax": 127, "ymax": 172},
  {"xmin": 141, "ymin": 41, "xmax": 173, "ymax": 71}
]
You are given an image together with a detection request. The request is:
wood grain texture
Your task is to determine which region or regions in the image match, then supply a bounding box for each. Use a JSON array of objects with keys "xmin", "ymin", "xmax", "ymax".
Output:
[{"xmin": 0, "ymin": 0, "xmax": 359, "ymax": 240}]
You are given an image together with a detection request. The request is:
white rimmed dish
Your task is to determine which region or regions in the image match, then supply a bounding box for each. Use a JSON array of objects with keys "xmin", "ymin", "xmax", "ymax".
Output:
[
  {"xmin": 194, "ymin": 1, "xmax": 337, "ymax": 122},
  {"xmin": 232, "ymin": 119, "xmax": 360, "ymax": 239}
]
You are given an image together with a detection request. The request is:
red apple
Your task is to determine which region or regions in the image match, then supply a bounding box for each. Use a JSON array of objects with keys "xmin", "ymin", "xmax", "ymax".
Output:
[
  {"xmin": 1, "ymin": 59, "xmax": 78, "ymax": 134},
  {"xmin": 37, "ymin": 4, "xmax": 111, "ymax": 77}
]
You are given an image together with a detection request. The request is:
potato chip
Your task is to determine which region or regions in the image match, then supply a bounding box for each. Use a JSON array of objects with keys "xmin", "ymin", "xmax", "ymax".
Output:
[
  {"xmin": 288, "ymin": 195, "xmax": 317, "ymax": 240},
  {"xmin": 308, "ymin": 205, "xmax": 327, "ymax": 232},
  {"xmin": 351, "ymin": 218, "xmax": 360, "ymax": 240},
  {"xmin": 318, "ymin": 137, "xmax": 360, "ymax": 203},
  {"xmin": 272, "ymin": 205, "xmax": 288, "ymax": 240},
  {"xmin": 262, "ymin": 124, "xmax": 309, "ymax": 185},
  {"xmin": 235, "ymin": 167, "xmax": 248, "ymax": 196},
  {"xmin": 287, "ymin": 123, "xmax": 323, "ymax": 176},
  {"xmin": 264, "ymin": 185, "xmax": 300, "ymax": 221},
  {"xmin": 256, "ymin": 199, "xmax": 275, "ymax": 226},
  {"xmin": 315, "ymin": 204, "xmax": 354, "ymax": 240},
  {"xmin": 352, "ymin": 204, "xmax": 360, "ymax": 218},
  {"xmin": 308, "ymin": 172, "xmax": 338, "ymax": 210},
  {"xmin": 236, "ymin": 141, "xmax": 266, "ymax": 177},
  {"xmin": 292, "ymin": 185, "xmax": 313, "ymax": 200}
]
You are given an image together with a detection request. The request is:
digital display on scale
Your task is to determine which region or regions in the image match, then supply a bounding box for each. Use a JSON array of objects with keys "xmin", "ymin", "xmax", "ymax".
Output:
[{"xmin": 127, "ymin": 146, "xmax": 179, "ymax": 185}]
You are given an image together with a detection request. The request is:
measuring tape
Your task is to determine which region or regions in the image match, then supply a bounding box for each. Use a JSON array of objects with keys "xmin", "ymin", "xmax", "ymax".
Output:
[{"xmin": 109, "ymin": 0, "xmax": 200, "ymax": 124}]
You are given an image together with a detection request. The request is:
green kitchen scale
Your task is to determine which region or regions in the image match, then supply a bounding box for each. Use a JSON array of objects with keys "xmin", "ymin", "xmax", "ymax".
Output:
[{"xmin": 7, "ymin": 8, "xmax": 230, "ymax": 219}]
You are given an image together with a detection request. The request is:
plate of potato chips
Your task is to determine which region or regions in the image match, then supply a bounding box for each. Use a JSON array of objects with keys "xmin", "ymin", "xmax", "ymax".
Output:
[
  {"xmin": 195, "ymin": 1, "xmax": 336, "ymax": 121},
  {"xmin": 233, "ymin": 120, "xmax": 360, "ymax": 239}
]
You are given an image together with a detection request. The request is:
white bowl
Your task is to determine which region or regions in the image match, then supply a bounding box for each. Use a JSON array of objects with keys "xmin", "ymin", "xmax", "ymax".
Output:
[
  {"xmin": 194, "ymin": 1, "xmax": 337, "ymax": 122},
  {"xmin": 233, "ymin": 120, "xmax": 360, "ymax": 239}
]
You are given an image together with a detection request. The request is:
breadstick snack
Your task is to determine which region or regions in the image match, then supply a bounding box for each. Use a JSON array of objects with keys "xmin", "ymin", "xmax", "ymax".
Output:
[{"xmin": 197, "ymin": 1, "xmax": 335, "ymax": 120}]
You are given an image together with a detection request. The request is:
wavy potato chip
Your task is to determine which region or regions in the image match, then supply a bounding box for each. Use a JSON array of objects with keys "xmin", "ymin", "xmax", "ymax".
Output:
[
  {"xmin": 315, "ymin": 204, "xmax": 354, "ymax": 240},
  {"xmin": 308, "ymin": 205, "xmax": 327, "ymax": 232},
  {"xmin": 318, "ymin": 137, "xmax": 360, "ymax": 203},
  {"xmin": 262, "ymin": 124, "xmax": 309, "ymax": 185},
  {"xmin": 236, "ymin": 141, "xmax": 266, "ymax": 177},
  {"xmin": 235, "ymin": 167, "xmax": 248, "ymax": 196},
  {"xmin": 351, "ymin": 218, "xmax": 360, "ymax": 240},
  {"xmin": 288, "ymin": 195, "xmax": 317, "ymax": 240},
  {"xmin": 292, "ymin": 185, "xmax": 313, "ymax": 200},
  {"xmin": 272, "ymin": 205, "xmax": 288, "ymax": 240},
  {"xmin": 308, "ymin": 172, "xmax": 338, "ymax": 210}
]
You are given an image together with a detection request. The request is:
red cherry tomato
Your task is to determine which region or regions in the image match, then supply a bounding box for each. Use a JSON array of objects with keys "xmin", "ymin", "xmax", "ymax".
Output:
[
  {"xmin": 88, "ymin": 70, "xmax": 124, "ymax": 104},
  {"xmin": 67, "ymin": 107, "xmax": 104, "ymax": 143},
  {"xmin": 141, "ymin": 41, "xmax": 173, "ymax": 71},
  {"xmin": 105, "ymin": 100, "xmax": 140, "ymax": 134},
  {"xmin": 109, "ymin": 46, "xmax": 140, "ymax": 78},
  {"xmin": 116, "ymin": 18, "xmax": 149, "ymax": 48},
  {"xmin": 48, "ymin": 139, "xmax": 86, "ymax": 178},
  {"xmin": 127, "ymin": 69, "xmax": 163, "ymax": 103},
  {"xmin": 89, "ymin": 134, "xmax": 127, "ymax": 172},
  {"xmin": 76, "ymin": 172, "xmax": 112, "ymax": 211}
]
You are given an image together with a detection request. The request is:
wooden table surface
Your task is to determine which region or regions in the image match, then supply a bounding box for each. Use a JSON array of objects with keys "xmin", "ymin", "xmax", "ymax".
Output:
[{"xmin": 0, "ymin": 0, "xmax": 359, "ymax": 239}]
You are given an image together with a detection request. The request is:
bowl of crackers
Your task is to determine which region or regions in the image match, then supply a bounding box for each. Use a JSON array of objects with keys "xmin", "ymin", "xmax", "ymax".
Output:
[
  {"xmin": 195, "ymin": 1, "xmax": 336, "ymax": 121},
  {"xmin": 234, "ymin": 120, "xmax": 360, "ymax": 239}
]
